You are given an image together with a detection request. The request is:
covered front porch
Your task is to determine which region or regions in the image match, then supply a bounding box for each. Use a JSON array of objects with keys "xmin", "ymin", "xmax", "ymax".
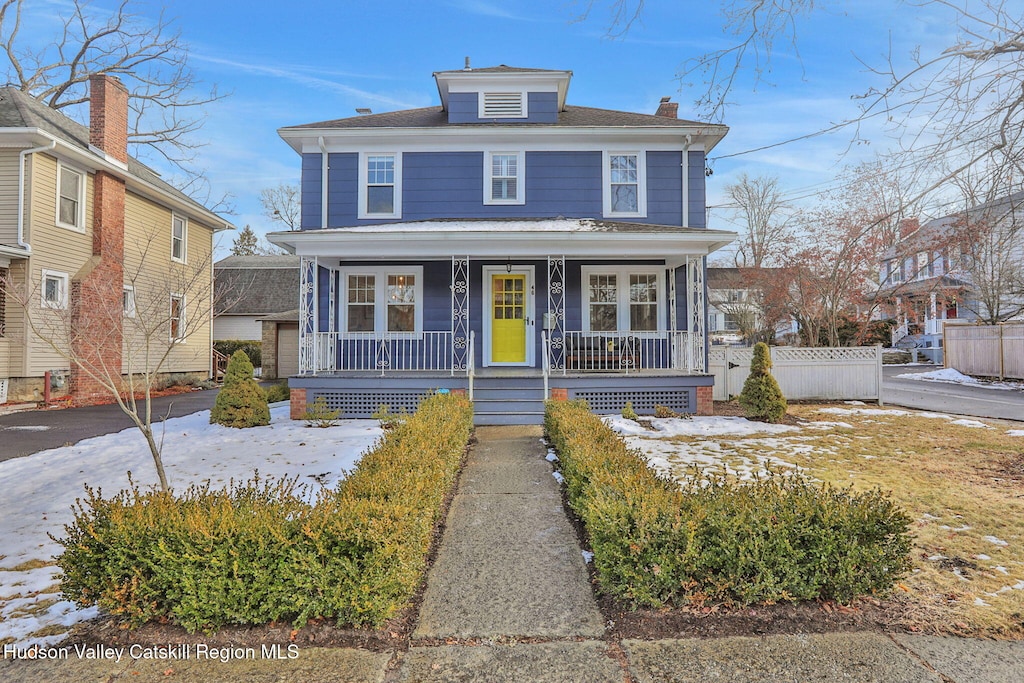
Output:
[{"xmin": 270, "ymin": 219, "xmax": 734, "ymax": 422}]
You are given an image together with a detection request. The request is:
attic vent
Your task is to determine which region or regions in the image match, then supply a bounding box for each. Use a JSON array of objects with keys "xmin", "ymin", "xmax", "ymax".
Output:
[{"xmin": 482, "ymin": 92, "xmax": 524, "ymax": 118}]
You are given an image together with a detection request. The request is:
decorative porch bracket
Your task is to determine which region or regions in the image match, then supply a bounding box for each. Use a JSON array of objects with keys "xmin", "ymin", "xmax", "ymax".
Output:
[
  {"xmin": 299, "ymin": 256, "xmax": 318, "ymax": 375},
  {"xmin": 547, "ymin": 255, "xmax": 565, "ymax": 371},
  {"xmin": 451, "ymin": 256, "xmax": 470, "ymax": 373},
  {"xmin": 686, "ymin": 256, "xmax": 706, "ymax": 373}
]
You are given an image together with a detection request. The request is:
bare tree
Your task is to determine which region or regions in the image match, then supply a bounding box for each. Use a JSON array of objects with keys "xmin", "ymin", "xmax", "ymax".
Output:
[
  {"xmin": 946, "ymin": 171, "xmax": 1024, "ymax": 324},
  {"xmin": 724, "ymin": 173, "xmax": 791, "ymax": 268},
  {"xmin": 580, "ymin": 1, "xmax": 1024, "ymax": 201},
  {"xmin": 0, "ymin": 0, "xmax": 224, "ymax": 178},
  {"xmin": 2, "ymin": 230, "xmax": 220, "ymax": 491},
  {"xmin": 260, "ymin": 183, "xmax": 301, "ymax": 231}
]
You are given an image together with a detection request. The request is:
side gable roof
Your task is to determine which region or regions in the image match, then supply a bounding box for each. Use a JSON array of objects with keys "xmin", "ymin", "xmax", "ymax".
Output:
[
  {"xmin": 0, "ymin": 87, "xmax": 231, "ymax": 228},
  {"xmin": 215, "ymin": 255, "xmax": 300, "ymax": 316}
]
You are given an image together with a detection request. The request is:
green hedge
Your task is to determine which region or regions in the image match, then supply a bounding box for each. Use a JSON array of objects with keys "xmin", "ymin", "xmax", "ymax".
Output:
[
  {"xmin": 214, "ymin": 340, "xmax": 262, "ymax": 368},
  {"xmin": 545, "ymin": 400, "xmax": 912, "ymax": 608},
  {"xmin": 54, "ymin": 392, "xmax": 473, "ymax": 632}
]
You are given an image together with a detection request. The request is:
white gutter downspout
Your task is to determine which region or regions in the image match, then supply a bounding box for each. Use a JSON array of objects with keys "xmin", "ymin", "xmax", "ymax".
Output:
[
  {"xmin": 682, "ymin": 134, "xmax": 692, "ymax": 229},
  {"xmin": 18, "ymin": 139, "xmax": 57, "ymax": 251},
  {"xmin": 318, "ymin": 136, "xmax": 328, "ymax": 229}
]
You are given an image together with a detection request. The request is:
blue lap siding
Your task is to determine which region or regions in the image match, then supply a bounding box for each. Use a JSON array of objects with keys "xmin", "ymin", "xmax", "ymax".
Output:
[{"xmin": 300, "ymin": 149, "xmax": 707, "ymax": 228}]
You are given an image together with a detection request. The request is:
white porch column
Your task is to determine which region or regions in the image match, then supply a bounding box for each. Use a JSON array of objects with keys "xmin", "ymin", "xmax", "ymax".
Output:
[
  {"xmin": 299, "ymin": 256, "xmax": 319, "ymax": 375},
  {"xmin": 686, "ymin": 256, "xmax": 706, "ymax": 373}
]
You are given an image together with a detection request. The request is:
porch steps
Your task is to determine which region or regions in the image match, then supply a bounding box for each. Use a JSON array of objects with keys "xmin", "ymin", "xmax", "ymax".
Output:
[{"xmin": 472, "ymin": 377, "xmax": 546, "ymax": 426}]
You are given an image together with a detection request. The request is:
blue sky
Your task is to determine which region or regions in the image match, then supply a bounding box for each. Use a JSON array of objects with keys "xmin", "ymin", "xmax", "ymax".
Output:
[{"xmin": 18, "ymin": 1, "xmax": 961, "ymax": 252}]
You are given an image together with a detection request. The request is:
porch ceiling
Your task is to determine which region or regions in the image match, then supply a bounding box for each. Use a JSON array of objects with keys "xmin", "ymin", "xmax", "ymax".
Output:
[{"xmin": 268, "ymin": 218, "xmax": 736, "ymax": 266}]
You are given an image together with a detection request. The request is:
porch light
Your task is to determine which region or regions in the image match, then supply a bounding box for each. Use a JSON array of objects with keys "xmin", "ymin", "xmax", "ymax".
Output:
[{"xmin": 506, "ymin": 259, "xmax": 512, "ymax": 273}]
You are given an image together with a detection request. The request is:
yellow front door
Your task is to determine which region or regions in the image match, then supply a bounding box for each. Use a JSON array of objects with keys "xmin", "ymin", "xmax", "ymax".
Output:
[{"xmin": 491, "ymin": 274, "xmax": 527, "ymax": 363}]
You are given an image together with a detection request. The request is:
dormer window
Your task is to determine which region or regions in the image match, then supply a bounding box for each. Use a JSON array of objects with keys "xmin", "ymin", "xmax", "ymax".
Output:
[{"xmin": 481, "ymin": 91, "xmax": 526, "ymax": 118}]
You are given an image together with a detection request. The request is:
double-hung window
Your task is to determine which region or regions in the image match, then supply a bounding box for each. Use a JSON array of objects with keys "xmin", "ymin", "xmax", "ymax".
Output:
[
  {"xmin": 359, "ymin": 153, "xmax": 402, "ymax": 218},
  {"xmin": 484, "ymin": 151, "xmax": 524, "ymax": 204},
  {"xmin": 342, "ymin": 266, "xmax": 423, "ymax": 335},
  {"xmin": 171, "ymin": 215, "xmax": 187, "ymax": 262},
  {"xmin": 41, "ymin": 269, "xmax": 69, "ymax": 310},
  {"xmin": 602, "ymin": 151, "xmax": 646, "ymax": 217},
  {"xmin": 56, "ymin": 163, "xmax": 85, "ymax": 231},
  {"xmin": 123, "ymin": 285, "xmax": 136, "ymax": 318},
  {"xmin": 582, "ymin": 267, "xmax": 662, "ymax": 333},
  {"xmin": 169, "ymin": 294, "xmax": 185, "ymax": 342}
]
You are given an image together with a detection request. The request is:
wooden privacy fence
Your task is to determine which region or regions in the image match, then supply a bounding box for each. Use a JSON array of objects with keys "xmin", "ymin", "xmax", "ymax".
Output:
[
  {"xmin": 943, "ymin": 323, "xmax": 1024, "ymax": 380},
  {"xmin": 709, "ymin": 346, "xmax": 883, "ymax": 402}
]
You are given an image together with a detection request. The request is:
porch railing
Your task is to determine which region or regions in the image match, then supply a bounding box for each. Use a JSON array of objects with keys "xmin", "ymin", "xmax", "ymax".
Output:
[
  {"xmin": 308, "ymin": 331, "xmax": 456, "ymax": 375},
  {"xmin": 549, "ymin": 330, "xmax": 703, "ymax": 374}
]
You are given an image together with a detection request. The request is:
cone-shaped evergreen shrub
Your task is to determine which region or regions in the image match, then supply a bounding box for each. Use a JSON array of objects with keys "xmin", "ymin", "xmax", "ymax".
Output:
[
  {"xmin": 738, "ymin": 342, "xmax": 787, "ymax": 423},
  {"xmin": 210, "ymin": 350, "xmax": 270, "ymax": 428}
]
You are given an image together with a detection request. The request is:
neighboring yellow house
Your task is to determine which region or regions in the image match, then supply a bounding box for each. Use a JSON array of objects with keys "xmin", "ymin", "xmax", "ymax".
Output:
[{"xmin": 0, "ymin": 75, "xmax": 233, "ymax": 404}]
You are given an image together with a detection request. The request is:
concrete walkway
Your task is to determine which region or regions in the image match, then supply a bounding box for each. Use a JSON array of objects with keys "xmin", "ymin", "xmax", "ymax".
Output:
[{"xmin": 3, "ymin": 425, "xmax": 1024, "ymax": 682}]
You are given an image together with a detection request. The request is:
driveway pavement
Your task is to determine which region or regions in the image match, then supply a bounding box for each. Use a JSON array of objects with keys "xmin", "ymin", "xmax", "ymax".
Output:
[
  {"xmin": 882, "ymin": 365, "xmax": 1024, "ymax": 421},
  {"xmin": 0, "ymin": 389, "xmax": 220, "ymax": 463}
]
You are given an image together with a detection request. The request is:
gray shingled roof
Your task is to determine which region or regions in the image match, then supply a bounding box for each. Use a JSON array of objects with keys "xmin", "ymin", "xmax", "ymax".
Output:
[
  {"xmin": 215, "ymin": 256, "xmax": 300, "ymax": 316},
  {"xmin": 0, "ymin": 87, "xmax": 225, "ymax": 220},
  {"xmin": 285, "ymin": 104, "xmax": 711, "ymax": 130},
  {"xmin": 433, "ymin": 65, "xmax": 565, "ymax": 74}
]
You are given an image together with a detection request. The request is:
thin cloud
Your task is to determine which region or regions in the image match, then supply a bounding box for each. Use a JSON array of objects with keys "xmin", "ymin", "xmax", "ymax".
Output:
[
  {"xmin": 192, "ymin": 54, "xmax": 420, "ymax": 109},
  {"xmin": 447, "ymin": 0, "xmax": 545, "ymax": 22}
]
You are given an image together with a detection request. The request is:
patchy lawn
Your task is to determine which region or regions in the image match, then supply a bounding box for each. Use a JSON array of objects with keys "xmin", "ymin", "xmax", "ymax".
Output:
[{"xmin": 606, "ymin": 404, "xmax": 1024, "ymax": 638}]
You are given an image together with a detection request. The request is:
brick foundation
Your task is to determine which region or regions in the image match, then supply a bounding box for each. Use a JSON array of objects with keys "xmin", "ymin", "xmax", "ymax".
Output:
[
  {"xmin": 696, "ymin": 385, "xmax": 713, "ymax": 416},
  {"xmin": 549, "ymin": 387, "xmax": 568, "ymax": 401},
  {"xmin": 290, "ymin": 388, "xmax": 307, "ymax": 420}
]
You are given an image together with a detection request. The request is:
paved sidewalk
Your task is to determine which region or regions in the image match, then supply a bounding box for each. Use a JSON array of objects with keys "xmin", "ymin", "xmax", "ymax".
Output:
[{"xmin": 3, "ymin": 425, "xmax": 1024, "ymax": 682}]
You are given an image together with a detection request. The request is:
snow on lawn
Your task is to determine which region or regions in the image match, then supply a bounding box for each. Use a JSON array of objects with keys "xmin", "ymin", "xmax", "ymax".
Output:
[
  {"xmin": 603, "ymin": 415, "xmax": 848, "ymax": 482},
  {"xmin": 896, "ymin": 368, "xmax": 1024, "ymax": 390},
  {"xmin": 0, "ymin": 404, "xmax": 381, "ymax": 649}
]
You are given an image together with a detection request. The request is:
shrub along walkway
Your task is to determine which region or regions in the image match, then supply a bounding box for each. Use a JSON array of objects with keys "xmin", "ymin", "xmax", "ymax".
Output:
[{"xmin": 4, "ymin": 426, "xmax": 1024, "ymax": 682}]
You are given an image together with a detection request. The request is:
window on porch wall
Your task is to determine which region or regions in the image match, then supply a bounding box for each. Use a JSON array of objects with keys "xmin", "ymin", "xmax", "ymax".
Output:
[
  {"xmin": 387, "ymin": 275, "xmax": 415, "ymax": 332},
  {"xmin": 585, "ymin": 269, "xmax": 661, "ymax": 332},
  {"xmin": 347, "ymin": 275, "xmax": 375, "ymax": 332}
]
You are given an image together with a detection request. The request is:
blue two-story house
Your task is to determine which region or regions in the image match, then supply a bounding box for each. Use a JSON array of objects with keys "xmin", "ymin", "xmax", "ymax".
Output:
[{"xmin": 269, "ymin": 64, "xmax": 734, "ymax": 424}]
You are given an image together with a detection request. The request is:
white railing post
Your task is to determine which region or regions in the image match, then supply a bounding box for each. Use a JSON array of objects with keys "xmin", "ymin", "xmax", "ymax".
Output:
[
  {"xmin": 542, "ymin": 331, "xmax": 550, "ymax": 399},
  {"xmin": 467, "ymin": 331, "xmax": 475, "ymax": 400}
]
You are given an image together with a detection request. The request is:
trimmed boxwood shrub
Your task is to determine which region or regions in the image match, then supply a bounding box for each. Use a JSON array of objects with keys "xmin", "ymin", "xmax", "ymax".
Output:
[
  {"xmin": 738, "ymin": 342, "xmax": 787, "ymax": 423},
  {"xmin": 54, "ymin": 392, "xmax": 473, "ymax": 632},
  {"xmin": 210, "ymin": 351, "xmax": 270, "ymax": 428},
  {"xmin": 545, "ymin": 400, "xmax": 912, "ymax": 608}
]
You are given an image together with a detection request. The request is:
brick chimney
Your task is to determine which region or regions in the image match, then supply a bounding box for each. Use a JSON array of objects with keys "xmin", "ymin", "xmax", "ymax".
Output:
[
  {"xmin": 89, "ymin": 74, "xmax": 129, "ymax": 164},
  {"xmin": 898, "ymin": 218, "xmax": 920, "ymax": 240},
  {"xmin": 655, "ymin": 96, "xmax": 678, "ymax": 119},
  {"xmin": 69, "ymin": 74, "xmax": 128, "ymax": 405}
]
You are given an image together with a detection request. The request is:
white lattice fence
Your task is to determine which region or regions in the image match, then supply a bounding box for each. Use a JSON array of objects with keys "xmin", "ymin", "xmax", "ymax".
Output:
[{"xmin": 709, "ymin": 346, "xmax": 883, "ymax": 402}]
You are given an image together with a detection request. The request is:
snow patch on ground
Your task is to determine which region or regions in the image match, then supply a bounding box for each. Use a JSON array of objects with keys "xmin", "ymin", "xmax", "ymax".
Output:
[
  {"xmin": 1, "ymin": 425, "xmax": 51, "ymax": 431},
  {"xmin": 983, "ymin": 536, "xmax": 1010, "ymax": 547},
  {"xmin": 0, "ymin": 405, "xmax": 381, "ymax": 650},
  {"xmin": 949, "ymin": 419, "xmax": 991, "ymax": 429},
  {"xmin": 603, "ymin": 415, "xmax": 799, "ymax": 439},
  {"xmin": 1008, "ymin": 430, "xmax": 1024, "ymax": 437},
  {"xmin": 896, "ymin": 368, "xmax": 1024, "ymax": 390}
]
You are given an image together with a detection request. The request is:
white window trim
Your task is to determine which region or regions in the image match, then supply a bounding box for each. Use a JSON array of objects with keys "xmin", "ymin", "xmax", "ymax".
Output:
[
  {"xmin": 55, "ymin": 162, "xmax": 86, "ymax": 232},
  {"xmin": 123, "ymin": 285, "xmax": 136, "ymax": 318},
  {"xmin": 478, "ymin": 90, "xmax": 528, "ymax": 119},
  {"xmin": 169, "ymin": 293, "xmax": 186, "ymax": 343},
  {"xmin": 580, "ymin": 265, "xmax": 664, "ymax": 334},
  {"xmin": 357, "ymin": 152, "xmax": 402, "ymax": 219},
  {"xmin": 41, "ymin": 269, "xmax": 69, "ymax": 310},
  {"xmin": 171, "ymin": 214, "xmax": 188, "ymax": 263},
  {"xmin": 340, "ymin": 265, "xmax": 424, "ymax": 337},
  {"xmin": 602, "ymin": 150, "xmax": 647, "ymax": 218},
  {"xmin": 483, "ymin": 151, "xmax": 526, "ymax": 205}
]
